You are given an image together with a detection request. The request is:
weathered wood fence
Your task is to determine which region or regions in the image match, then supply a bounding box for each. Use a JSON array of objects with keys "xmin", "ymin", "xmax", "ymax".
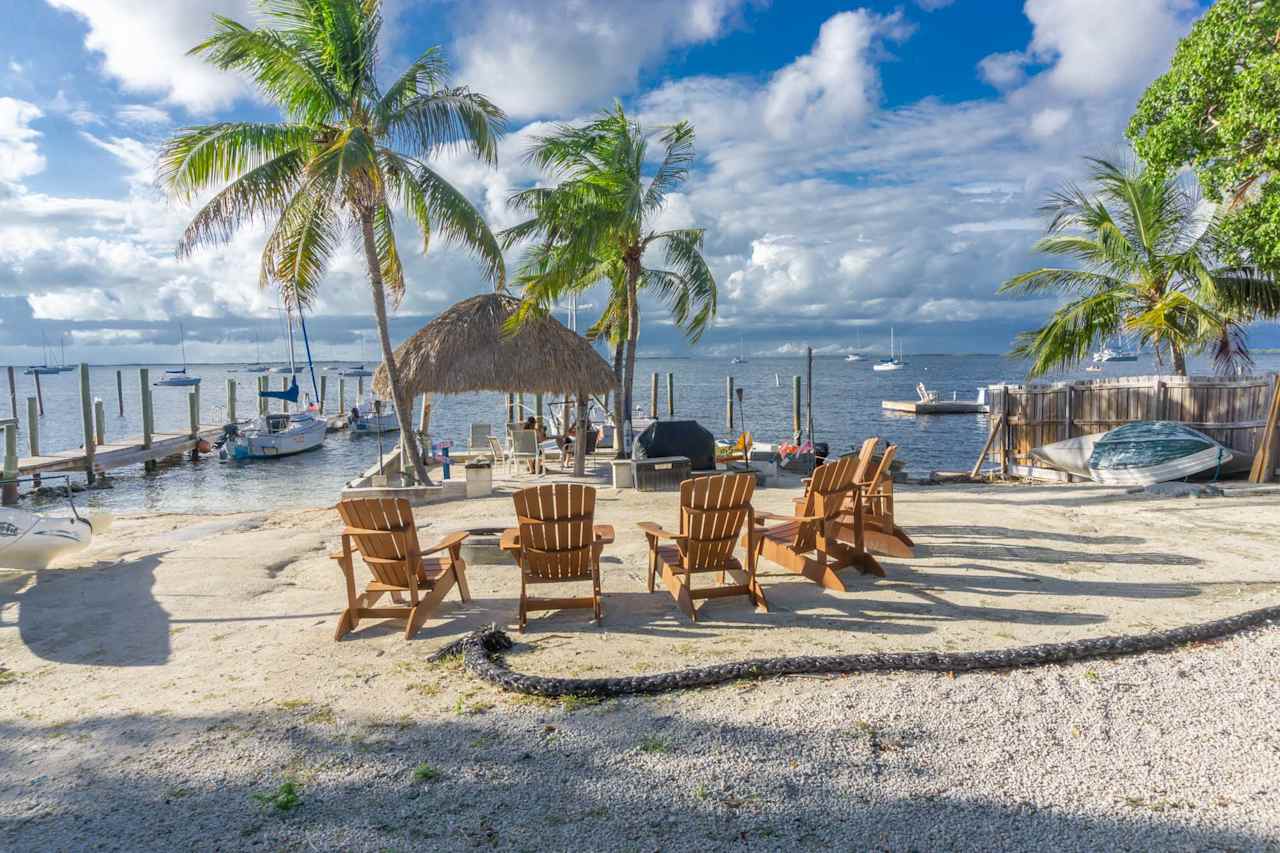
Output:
[{"xmin": 986, "ymin": 373, "xmax": 1280, "ymax": 476}]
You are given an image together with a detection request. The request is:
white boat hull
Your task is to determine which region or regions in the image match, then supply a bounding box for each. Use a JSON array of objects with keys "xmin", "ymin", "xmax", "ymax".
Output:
[
  {"xmin": 1033, "ymin": 422, "xmax": 1233, "ymax": 485},
  {"xmin": 226, "ymin": 414, "xmax": 327, "ymax": 459},
  {"xmin": 0, "ymin": 508, "xmax": 106, "ymax": 570},
  {"xmin": 872, "ymin": 363, "xmax": 905, "ymax": 372},
  {"xmin": 352, "ymin": 411, "xmax": 400, "ymax": 433},
  {"xmin": 1030, "ymin": 434, "xmax": 1103, "ymax": 479},
  {"xmin": 1090, "ymin": 446, "xmax": 1229, "ymax": 486}
]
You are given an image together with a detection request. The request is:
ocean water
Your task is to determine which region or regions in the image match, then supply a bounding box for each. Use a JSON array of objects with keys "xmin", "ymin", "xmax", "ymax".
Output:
[{"xmin": 10, "ymin": 354, "xmax": 1278, "ymax": 514}]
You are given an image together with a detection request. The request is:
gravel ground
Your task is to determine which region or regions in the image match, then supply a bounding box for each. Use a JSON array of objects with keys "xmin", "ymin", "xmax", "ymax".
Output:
[{"xmin": 3, "ymin": 624, "xmax": 1278, "ymax": 851}]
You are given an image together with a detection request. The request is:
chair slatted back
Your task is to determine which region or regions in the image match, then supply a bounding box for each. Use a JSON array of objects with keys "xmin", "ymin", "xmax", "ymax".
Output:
[
  {"xmin": 677, "ymin": 474, "xmax": 755, "ymax": 571},
  {"xmin": 792, "ymin": 455, "xmax": 858, "ymax": 552},
  {"xmin": 337, "ymin": 498, "xmax": 421, "ymax": 588},
  {"xmin": 487, "ymin": 435, "xmax": 505, "ymax": 462},
  {"xmin": 512, "ymin": 429, "xmax": 538, "ymax": 456},
  {"xmin": 469, "ymin": 423, "xmax": 491, "ymax": 449},
  {"xmin": 867, "ymin": 444, "xmax": 897, "ymax": 492},
  {"xmin": 851, "ymin": 437, "xmax": 881, "ymax": 483},
  {"xmin": 513, "ymin": 484, "xmax": 596, "ymax": 581}
]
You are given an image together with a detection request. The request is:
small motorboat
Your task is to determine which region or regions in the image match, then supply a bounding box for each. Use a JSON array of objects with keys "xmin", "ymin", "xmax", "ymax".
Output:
[
  {"xmin": 0, "ymin": 476, "xmax": 111, "ymax": 570},
  {"xmin": 1033, "ymin": 422, "xmax": 1235, "ymax": 485},
  {"xmin": 351, "ymin": 400, "xmax": 400, "ymax": 434}
]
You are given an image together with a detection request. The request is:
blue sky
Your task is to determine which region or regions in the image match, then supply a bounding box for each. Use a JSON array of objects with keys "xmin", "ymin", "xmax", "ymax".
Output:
[{"xmin": 3, "ymin": 0, "xmax": 1249, "ymax": 365}]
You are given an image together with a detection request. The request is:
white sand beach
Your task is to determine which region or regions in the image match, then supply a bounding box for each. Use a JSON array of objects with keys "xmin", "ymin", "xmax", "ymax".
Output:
[{"xmin": 2, "ymin": 477, "xmax": 1279, "ymax": 850}]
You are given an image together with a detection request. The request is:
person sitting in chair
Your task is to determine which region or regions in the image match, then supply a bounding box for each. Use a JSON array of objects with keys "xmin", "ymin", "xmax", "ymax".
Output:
[{"xmin": 522, "ymin": 416, "xmax": 545, "ymax": 473}]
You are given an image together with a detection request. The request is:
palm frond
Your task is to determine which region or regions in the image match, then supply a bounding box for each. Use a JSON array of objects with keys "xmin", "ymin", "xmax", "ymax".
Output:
[{"xmin": 159, "ymin": 122, "xmax": 316, "ymax": 201}]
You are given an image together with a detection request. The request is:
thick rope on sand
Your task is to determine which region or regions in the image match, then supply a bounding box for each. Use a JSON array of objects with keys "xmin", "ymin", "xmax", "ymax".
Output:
[{"xmin": 429, "ymin": 604, "xmax": 1280, "ymax": 697}]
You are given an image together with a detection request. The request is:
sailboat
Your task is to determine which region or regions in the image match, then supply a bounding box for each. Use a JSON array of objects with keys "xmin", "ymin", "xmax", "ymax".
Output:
[
  {"xmin": 239, "ymin": 328, "xmax": 270, "ymax": 372},
  {"xmin": 220, "ymin": 304, "xmax": 327, "ymax": 460},
  {"xmin": 54, "ymin": 332, "xmax": 76, "ymax": 372},
  {"xmin": 24, "ymin": 332, "xmax": 61, "ymax": 376},
  {"xmin": 340, "ymin": 332, "xmax": 374, "ymax": 377},
  {"xmin": 729, "ymin": 337, "xmax": 748, "ymax": 365},
  {"xmin": 872, "ymin": 328, "xmax": 907, "ymax": 372},
  {"xmin": 155, "ymin": 322, "xmax": 201, "ymax": 387},
  {"xmin": 1093, "ymin": 338, "xmax": 1139, "ymax": 363}
]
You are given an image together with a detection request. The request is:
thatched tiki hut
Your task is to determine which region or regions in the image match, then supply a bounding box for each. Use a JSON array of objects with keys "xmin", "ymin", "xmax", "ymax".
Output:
[{"xmin": 373, "ymin": 293, "xmax": 617, "ymax": 478}]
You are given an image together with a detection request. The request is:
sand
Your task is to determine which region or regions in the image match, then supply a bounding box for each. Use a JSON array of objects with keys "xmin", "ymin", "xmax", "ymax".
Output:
[{"xmin": 2, "ymin": 471, "xmax": 1279, "ymax": 850}]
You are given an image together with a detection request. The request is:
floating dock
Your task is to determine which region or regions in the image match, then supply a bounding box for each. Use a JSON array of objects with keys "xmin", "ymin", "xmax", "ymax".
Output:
[{"xmin": 882, "ymin": 400, "xmax": 989, "ymax": 414}]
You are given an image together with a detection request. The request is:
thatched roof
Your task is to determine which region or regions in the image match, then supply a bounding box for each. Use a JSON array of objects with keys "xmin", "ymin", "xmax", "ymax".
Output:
[{"xmin": 373, "ymin": 292, "xmax": 617, "ymax": 398}]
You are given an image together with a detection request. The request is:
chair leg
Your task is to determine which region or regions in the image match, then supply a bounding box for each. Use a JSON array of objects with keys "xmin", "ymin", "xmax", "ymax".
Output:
[
  {"xmin": 452, "ymin": 557, "xmax": 472, "ymax": 602},
  {"xmin": 646, "ymin": 546, "xmax": 657, "ymax": 593},
  {"xmin": 518, "ymin": 577, "xmax": 528, "ymax": 632},
  {"xmin": 660, "ymin": 563, "xmax": 697, "ymax": 621}
]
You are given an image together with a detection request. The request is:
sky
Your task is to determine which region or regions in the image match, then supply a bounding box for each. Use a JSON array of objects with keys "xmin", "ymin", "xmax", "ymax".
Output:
[{"xmin": 2, "ymin": 0, "xmax": 1252, "ymax": 365}]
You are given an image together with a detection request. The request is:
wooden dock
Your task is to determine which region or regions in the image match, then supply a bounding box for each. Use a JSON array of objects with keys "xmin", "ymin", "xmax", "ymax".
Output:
[
  {"xmin": 18, "ymin": 425, "xmax": 227, "ymax": 476},
  {"xmin": 882, "ymin": 400, "xmax": 989, "ymax": 414}
]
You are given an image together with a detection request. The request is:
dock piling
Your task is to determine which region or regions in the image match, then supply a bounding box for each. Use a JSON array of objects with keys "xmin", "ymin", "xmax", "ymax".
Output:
[
  {"xmin": 258, "ymin": 376, "xmax": 268, "ymax": 416},
  {"xmin": 806, "ymin": 346, "xmax": 814, "ymax": 445},
  {"xmin": 2, "ymin": 423, "xmax": 16, "ymax": 506},
  {"xmin": 188, "ymin": 391, "xmax": 199, "ymax": 438},
  {"xmin": 226, "ymin": 379, "xmax": 237, "ymax": 423},
  {"xmin": 280, "ymin": 376, "xmax": 289, "ymax": 414},
  {"xmin": 94, "ymin": 399, "xmax": 106, "ymax": 446},
  {"xmin": 26, "ymin": 397, "xmax": 38, "ymax": 457},
  {"xmin": 726, "ymin": 376, "xmax": 735, "ymax": 432},
  {"xmin": 116, "ymin": 369, "xmax": 124, "ymax": 417},
  {"xmin": 78, "ymin": 363, "xmax": 95, "ymax": 484},
  {"xmin": 667, "ymin": 372, "xmax": 674, "ymax": 417},
  {"xmin": 357, "ymin": 375, "xmax": 364, "ymax": 401},
  {"xmin": 140, "ymin": 369, "xmax": 155, "ymax": 472},
  {"xmin": 650, "ymin": 372, "xmax": 658, "ymax": 419},
  {"xmin": 792, "ymin": 376, "xmax": 801, "ymax": 439},
  {"xmin": 7, "ymin": 366, "xmax": 16, "ymax": 422},
  {"xmin": 34, "ymin": 370, "xmax": 44, "ymax": 416},
  {"xmin": 318, "ymin": 374, "xmax": 327, "ymax": 414},
  {"xmin": 338, "ymin": 378, "xmax": 346, "ymax": 415}
]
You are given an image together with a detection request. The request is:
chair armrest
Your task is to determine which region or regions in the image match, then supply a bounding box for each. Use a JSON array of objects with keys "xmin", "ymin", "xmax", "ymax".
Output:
[
  {"xmin": 593, "ymin": 524, "xmax": 616, "ymax": 544},
  {"xmin": 637, "ymin": 522, "xmax": 678, "ymax": 541},
  {"xmin": 755, "ymin": 510, "xmax": 822, "ymax": 524},
  {"xmin": 499, "ymin": 528, "xmax": 520, "ymax": 552},
  {"xmin": 421, "ymin": 530, "xmax": 469, "ymax": 556},
  {"xmin": 342, "ymin": 525, "xmax": 389, "ymax": 537}
]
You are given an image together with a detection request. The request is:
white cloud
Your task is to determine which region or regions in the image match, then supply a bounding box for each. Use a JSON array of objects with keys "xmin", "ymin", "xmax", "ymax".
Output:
[
  {"xmin": 0, "ymin": 98, "xmax": 46, "ymax": 181},
  {"xmin": 1025, "ymin": 0, "xmax": 1196, "ymax": 98},
  {"xmin": 1028, "ymin": 106, "xmax": 1072, "ymax": 139},
  {"xmin": 80, "ymin": 132, "xmax": 156, "ymax": 185},
  {"xmin": 977, "ymin": 51, "xmax": 1028, "ymax": 90},
  {"xmin": 45, "ymin": 0, "xmax": 255, "ymax": 112},
  {"xmin": 116, "ymin": 104, "xmax": 171, "ymax": 126},
  {"xmin": 763, "ymin": 10, "xmax": 908, "ymax": 139},
  {"xmin": 453, "ymin": 0, "xmax": 749, "ymax": 119}
]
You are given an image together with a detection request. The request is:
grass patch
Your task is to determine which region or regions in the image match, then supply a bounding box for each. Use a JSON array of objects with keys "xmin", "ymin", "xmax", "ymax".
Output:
[
  {"xmin": 637, "ymin": 736, "xmax": 671, "ymax": 755},
  {"xmin": 408, "ymin": 682, "xmax": 442, "ymax": 698},
  {"xmin": 412, "ymin": 763, "xmax": 442, "ymax": 783},
  {"xmin": 252, "ymin": 780, "xmax": 302, "ymax": 813},
  {"xmin": 1083, "ymin": 669, "xmax": 1101, "ymax": 683},
  {"xmin": 275, "ymin": 699, "xmax": 311, "ymax": 711},
  {"xmin": 454, "ymin": 696, "xmax": 495, "ymax": 716},
  {"xmin": 560, "ymin": 694, "xmax": 603, "ymax": 713},
  {"xmin": 0, "ymin": 669, "xmax": 18, "ymax": 686},
  {"xmin": 303, "ymin": 706, "xmax": 336, "ymax": 725}
]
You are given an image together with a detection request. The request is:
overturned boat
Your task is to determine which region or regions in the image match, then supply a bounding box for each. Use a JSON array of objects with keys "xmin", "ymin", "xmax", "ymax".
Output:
[
  {"xmin": 0, "ymin": 476, "xmax": 111, "ymax": 570},
  {"xmin": 1033, "ymin": 421, "xmax": 1235, "ymax": 486}
]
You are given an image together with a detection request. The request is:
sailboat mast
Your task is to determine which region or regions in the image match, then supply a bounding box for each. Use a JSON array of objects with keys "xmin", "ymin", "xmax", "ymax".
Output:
[
  {"xmin": 179, "ymin": 322, "xmax": 188, "ymax": 370},
  {"xmin": 286, "ymin": 308, "xmax": 298, "ymax": 374}
]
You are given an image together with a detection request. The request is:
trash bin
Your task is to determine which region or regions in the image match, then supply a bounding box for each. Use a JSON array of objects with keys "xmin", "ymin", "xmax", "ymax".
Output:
[{"xmin": 465, "ymin": 459, "xmax": 493, "ymax": 498}]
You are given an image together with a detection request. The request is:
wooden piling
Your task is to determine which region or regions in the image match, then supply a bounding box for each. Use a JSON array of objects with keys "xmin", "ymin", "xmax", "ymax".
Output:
[
  {"xmin": 792, "ymin": 376, "xmax": 802, "ymax": 439},
  {"xmin": 258, "ymin": 376, "xmax": 268, "ymax": 416},
  {"xmin": 805, "ymin": 346, "xmax": 814, "ymax": 444},
  {"xmin": 94, "ymin": 399, "xmax": 106, "ymax": 446},
  {"xmin": 2, "ymin": 424, "xmax": 16, "ymax": 506},
  {"xmin": 667, "ymin": 372, "xmax": 674, "ymax": 417},
  {"xmin": 116, "ymin": 369, "xmax": 124, "ymax": 417},
  {"xmin": 318, "ymin": 374, "xmax": 327, "ymax": 414},
  {"xmin": 34, "ymin": 370, "xmax": 44, "ymax": 416},
  {"xmin": 26, "ymin": 397, "xmax": 38, "ymax": 456},
  {"xmin": 78, "ymin": 363, "xmax": 95, "ymax": 483},
  {"xmin": 650, "ymin": 372, "xmax": 659, "ymax": 419},
  {"xmin": 140, "ymin": 369, "xmax": 156, "ymax": 472},
  {"xmin": 280, "ymin": 375, "xmax": 290, "ymax": 414},
  {"xmin": 188, "ymin": 391, "xmax": 199, "ymax": 438},
  {"xmin": 226, "ymin": 379, "xmax": 237, "ymax": 422},
  {"xmin": 338, "ymin": 378, "xmax": 346, "ymax": 415},
  {"xmin": 357, "ymin": 375, "xmax": 364, "ymax": 401},
  {"xmin": 7, "ymin": 366, "xmax": 16, "ymax": 422},
  {"xmin": 726, "ymin": 376, "xmax": 735, "ymax": 432}
]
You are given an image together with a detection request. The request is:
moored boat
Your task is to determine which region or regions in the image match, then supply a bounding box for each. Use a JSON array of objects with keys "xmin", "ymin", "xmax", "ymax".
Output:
[
  {"xmin": 0, "ymin": 476, "xmax": 111, "ymax": 570},
  {"xmin": 1033, "ymin": 422, "xmax": 1234, "ymax": 485},
  {"xmin": 351, "ymin": 400, "xmax": 400, "ymax": 434}
]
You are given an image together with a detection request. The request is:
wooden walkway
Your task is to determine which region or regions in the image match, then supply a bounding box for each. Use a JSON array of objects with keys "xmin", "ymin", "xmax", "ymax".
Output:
[{"xmin": 18, "ymin": 425, "xmax": 227, "ymax": 476}]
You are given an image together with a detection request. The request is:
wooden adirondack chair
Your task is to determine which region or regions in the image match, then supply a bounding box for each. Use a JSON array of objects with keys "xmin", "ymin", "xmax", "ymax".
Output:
[
  {"xmin": 793, "ymin": 436, "xmax": 880, "ymax": 516},
  {"xmin": 637, "ymin": 473, "xmax": 767, "ymax": 621},
  {"xmin": 748, "ymin": 454, "xmax": 883, "ymax": 591},
  {"xmin": 857, "ymin": 444, "xmax": 915, "ymax": 558},
  {"xmin": 331, "ymin": 498, "xmax": 471, "ymax": 640},
  {"xmin": 503, "ymin": 484, "xmax": 613, "ymax": 630}
]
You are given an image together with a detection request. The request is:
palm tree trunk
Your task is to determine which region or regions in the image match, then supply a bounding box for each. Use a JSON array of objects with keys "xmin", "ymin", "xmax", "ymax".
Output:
[
  {"xmin": 622, "ymin": 256, "xmax": 641, "ymax": 444},
  {"xmin": 359, "ymin": 207, "xmax": 430, "ymax": 485},
  {"xmin": 1171, "ymin": 341, "xmax": 1187, "ymax": 377},
  {"xmin": 612, "ymin": 335, "xmax": 625, "ymax": 459}
]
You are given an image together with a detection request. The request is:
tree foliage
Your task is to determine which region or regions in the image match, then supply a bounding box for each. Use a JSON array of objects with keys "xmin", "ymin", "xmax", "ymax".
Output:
[
  {"xmin": 1000, "ymin": 159, "xmax": 1278, "ymax": 377},
  {"xmin": 1128, "ymin": 0, "xmax": 1280, "ymax": 270}
]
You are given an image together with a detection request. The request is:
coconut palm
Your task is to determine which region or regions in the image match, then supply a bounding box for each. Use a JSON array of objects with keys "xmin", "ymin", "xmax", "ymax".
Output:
[
  {"xmin": 499, "ymin": 104, "xmax": 717, "ymax": 453},
  {"xmin": 159, "ymin": 0, "xmax": 505, "ymax": 483},
  {"xmin": 1000, "ymin": 158, "xmax": 1279, "ymax": 377}
]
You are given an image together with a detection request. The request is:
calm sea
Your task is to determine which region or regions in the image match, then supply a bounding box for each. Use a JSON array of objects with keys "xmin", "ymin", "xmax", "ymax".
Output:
[{"xmin": 12, "ymin": 353, "xmax": 1279, "ymax": 514}]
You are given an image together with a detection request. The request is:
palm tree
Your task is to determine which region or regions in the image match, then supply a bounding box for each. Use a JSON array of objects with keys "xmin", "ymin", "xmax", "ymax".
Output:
[
  {"xmin": 1000, "ymin": 158, "xmax": 1279, "ymax": 377},
  {"xmin": 159, "ymin": 0, "xmax": 505, "ymax": 483},
  {"xmin": 499, "ymin": 103, "xmax": 717, "ymax": 454}
]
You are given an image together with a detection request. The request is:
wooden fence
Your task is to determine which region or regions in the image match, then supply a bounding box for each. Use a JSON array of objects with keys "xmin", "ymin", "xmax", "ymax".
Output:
[{"xmin": 986, "ymin": 373, "xmax": 1280, "ymax": 476}]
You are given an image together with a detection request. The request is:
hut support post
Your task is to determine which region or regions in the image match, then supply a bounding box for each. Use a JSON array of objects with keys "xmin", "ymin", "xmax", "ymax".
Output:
[
  {"xmin": 6, "ymin": 366, "xmax": 15, "ymax": 422},
  {"xmin": 507, "ymin": 394, "xmax": 516, "ymax": 426},
  {"xmin": 140, "ymin": 369, "xmax": 155, "ymax": 472},
  {"xmin": 666, "ymin": 372, "xmax": 674, "ymax": 417},
  {"xmin": 2, "ymin": 424, "xmax": 16, "ymax": 506},
  {"xmin": 418, "ymin": 394, "xmax": 431, "ymax": 436},
  {"xmin": 726, "ymin": 376, "xmax": 734, "ymax": 432},
  {"xmin": 94, "ymin": 399, "xmax": 106, "ymax": 446},
  {"xmin": 226, "ymin": 379, "xmax": 237, "ymax": 423},
  {"xmin": 650, "ymin": 372, "xmax": 658, "ymax": 419},
  {"xmin": 116, "ymin": 370, "xmax": 124, "ymax": 417},
  {"xmin": 78, "ymin": 364, "xmax": 95, "ymax": 484},
  {"xmin": 34, "ymin": 371, "xmax": 44, "ymax": 416},
  {"xmin": 574, "ymin": 391, "xmax": 588, "ymax": 477},
  {"xmin": 534, "ymin": 394, "xmax": 543, "ymax": 430}
]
